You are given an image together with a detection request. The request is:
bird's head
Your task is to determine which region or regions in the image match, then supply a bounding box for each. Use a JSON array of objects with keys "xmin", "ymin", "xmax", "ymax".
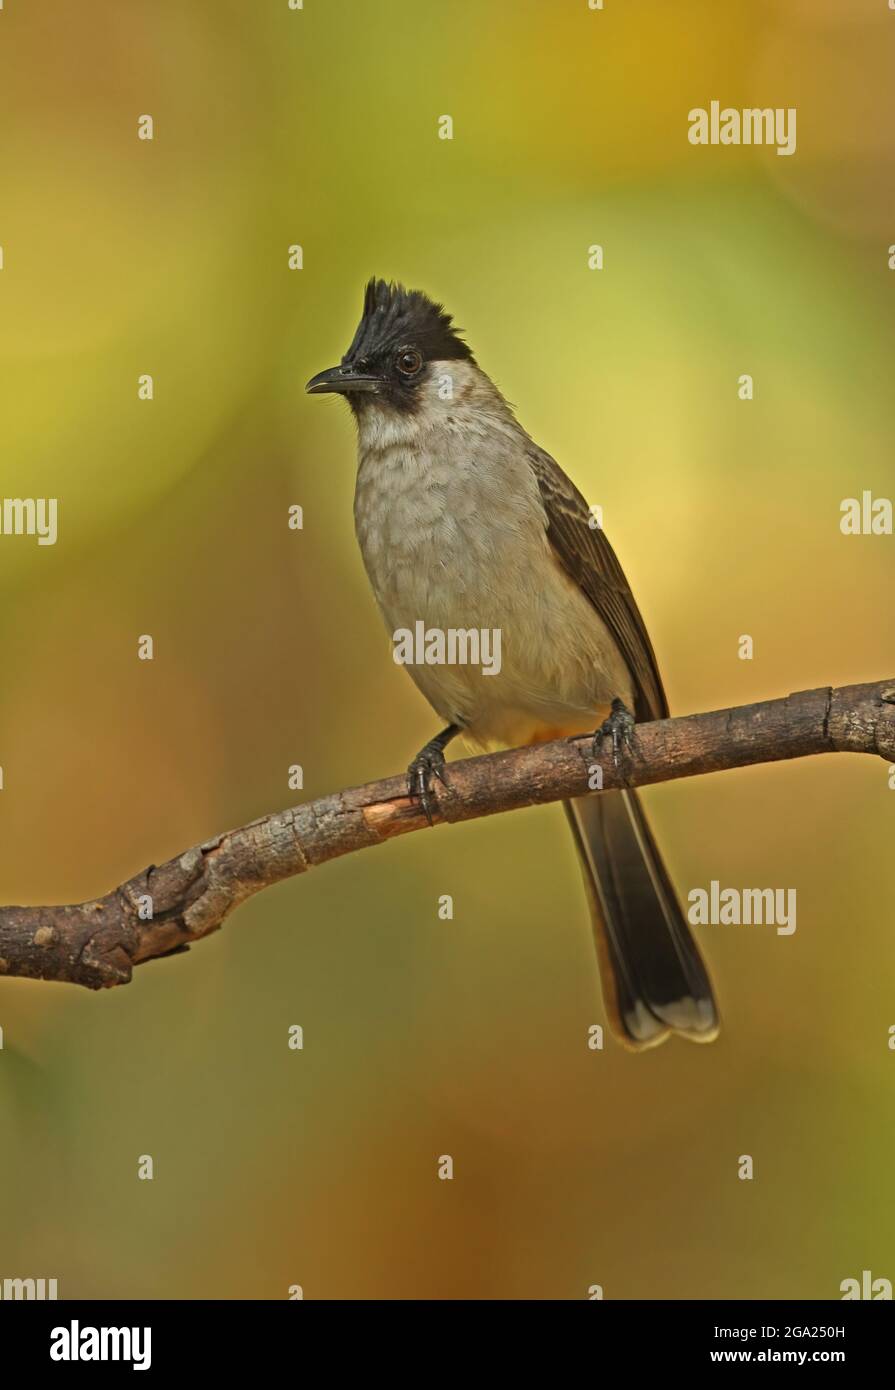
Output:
[{"xmin": 305, "ymin": 278, "xmax": 475, "ymax": 415}]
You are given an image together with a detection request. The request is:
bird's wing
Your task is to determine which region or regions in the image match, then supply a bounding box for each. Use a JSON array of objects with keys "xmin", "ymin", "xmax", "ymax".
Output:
[{"xmin": 528, "ymin": 446, "xmax": 669, "ymax": 722}]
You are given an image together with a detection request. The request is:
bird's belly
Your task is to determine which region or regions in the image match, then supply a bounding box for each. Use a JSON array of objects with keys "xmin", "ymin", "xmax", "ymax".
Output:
[
  {"xmin": 354, "ymin": 445, "xmax": 633, "ymax": 749},
  {"xmin": 368, "ymin": 541, "xmax": 630, "ymax": 748}
]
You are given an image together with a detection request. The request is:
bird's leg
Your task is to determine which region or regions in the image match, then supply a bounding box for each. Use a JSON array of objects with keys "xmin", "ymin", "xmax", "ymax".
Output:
[
  {"xmin": 593, "ymin": 697, "xmax": 638, "ymax": 769},
  {"xmin": 407, "ymin": 724, "xmax": 461, "ymax": 825}
]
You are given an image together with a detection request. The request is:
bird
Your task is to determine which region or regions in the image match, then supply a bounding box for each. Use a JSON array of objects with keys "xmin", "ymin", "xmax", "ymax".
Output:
[{"xmin": 307, "ymin": 278, "xmax": 719, "ymax": 1050}]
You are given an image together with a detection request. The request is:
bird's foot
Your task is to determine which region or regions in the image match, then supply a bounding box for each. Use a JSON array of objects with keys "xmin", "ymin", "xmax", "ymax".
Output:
[
  {"xmin": 407, "ymin": 741, "xmax": 449, "ymax": 825},
  {"xmin": 593, "ymin": 698, "xmax": 638, "ymax": 769}
]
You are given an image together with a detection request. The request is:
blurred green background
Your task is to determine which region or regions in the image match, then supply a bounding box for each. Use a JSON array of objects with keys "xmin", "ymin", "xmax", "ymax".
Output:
[{"xmin": 0, "ymin": 0, "xmax": 893, "ymax": 1299}]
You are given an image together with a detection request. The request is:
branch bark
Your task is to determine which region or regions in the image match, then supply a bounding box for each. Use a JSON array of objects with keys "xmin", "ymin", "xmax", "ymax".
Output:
[{"xmin": 1, "ymin": 679, "xmax": 892, "ymax": 990}]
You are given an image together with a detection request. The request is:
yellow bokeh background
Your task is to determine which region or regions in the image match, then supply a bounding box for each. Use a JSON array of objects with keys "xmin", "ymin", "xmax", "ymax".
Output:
[{"xmin": 0, "ymin": 0, "xmax": 893, "ymax": 1298}]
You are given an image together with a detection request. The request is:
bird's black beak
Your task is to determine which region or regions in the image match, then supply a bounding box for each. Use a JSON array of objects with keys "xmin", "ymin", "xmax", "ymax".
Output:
[{"xmin": 305, "ymin": 363, "xmax": 383, "ymax": 396}]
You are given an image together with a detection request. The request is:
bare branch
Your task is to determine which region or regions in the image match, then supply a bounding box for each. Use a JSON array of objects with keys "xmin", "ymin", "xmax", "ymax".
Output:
[{"xmin": 1, "ymin": 679, "xmax": 892, "ymax": 990}]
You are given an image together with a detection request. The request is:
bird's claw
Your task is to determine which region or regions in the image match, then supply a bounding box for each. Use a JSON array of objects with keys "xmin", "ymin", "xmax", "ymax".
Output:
[
  {"xmin": 593, "ymin": 697, "xmax": 638, "ymax": 769},
  {"xmin": 407, "ymin": 744, "xmax": 448, "ymax": 824}
]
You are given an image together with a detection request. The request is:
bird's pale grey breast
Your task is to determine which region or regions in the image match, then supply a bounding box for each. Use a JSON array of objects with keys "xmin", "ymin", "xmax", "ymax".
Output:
[{"xmin": 352, "ymin": 360, "xmax": 634, "ymax": 744}]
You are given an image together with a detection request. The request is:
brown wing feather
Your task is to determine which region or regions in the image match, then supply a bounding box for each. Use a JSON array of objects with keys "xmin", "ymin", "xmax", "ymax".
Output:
[{"xmin": 528, "ymin": 447, "xmax": 668, "ymax": 722}]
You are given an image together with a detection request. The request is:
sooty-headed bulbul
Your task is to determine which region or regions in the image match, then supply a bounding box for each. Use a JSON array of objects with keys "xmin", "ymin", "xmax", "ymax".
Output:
[{"xmin": 307, "ymin": 279, "xmax": 719, "ymax": 1050}]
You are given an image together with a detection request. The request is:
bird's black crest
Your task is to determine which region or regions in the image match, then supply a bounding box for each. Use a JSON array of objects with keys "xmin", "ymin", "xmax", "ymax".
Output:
[{"xmin": 344, "ymin": 279, "xmax": 474, "ymax": 366}]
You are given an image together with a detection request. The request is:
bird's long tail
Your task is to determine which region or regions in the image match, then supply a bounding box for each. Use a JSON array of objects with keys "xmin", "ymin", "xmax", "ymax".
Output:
[{"xmin": 564, "ymin": 790, "xmax": 719, "ymax": 1049}]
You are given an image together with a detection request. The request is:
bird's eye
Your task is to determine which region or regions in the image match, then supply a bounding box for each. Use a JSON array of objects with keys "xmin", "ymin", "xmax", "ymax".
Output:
[{"xmin": 396, "ymin": 348, "xmax": 423, "ymax": 376}]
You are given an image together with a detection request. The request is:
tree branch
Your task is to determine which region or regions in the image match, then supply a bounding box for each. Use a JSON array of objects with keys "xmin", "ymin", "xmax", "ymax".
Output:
[{"xmin": 1, "ymin": 679, "xmax": 892, "ymax": 990}]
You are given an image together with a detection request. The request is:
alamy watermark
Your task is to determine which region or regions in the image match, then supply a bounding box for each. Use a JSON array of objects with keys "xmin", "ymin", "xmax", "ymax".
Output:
[
  {"xmin": 1, "ymin": 1275, "xmax": 58, "ymax": 1299},
  {"xmin": 50, "ymin": 1321, "xmax": 151, "ymax": 1371},
  {"xmin": 392, "ymin": 622, "xmax": 502, "ymax": 676},
  {"xmin": 689, "ymin": 103, "xmax": 797, "ymax": 157},
  {"xmin": 0, "ymin": 497, "xmax": 58, "ymax": 546},
  {"xmin": 688, "ymin": 881, "xmax": 797, "ymax": 936}
]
